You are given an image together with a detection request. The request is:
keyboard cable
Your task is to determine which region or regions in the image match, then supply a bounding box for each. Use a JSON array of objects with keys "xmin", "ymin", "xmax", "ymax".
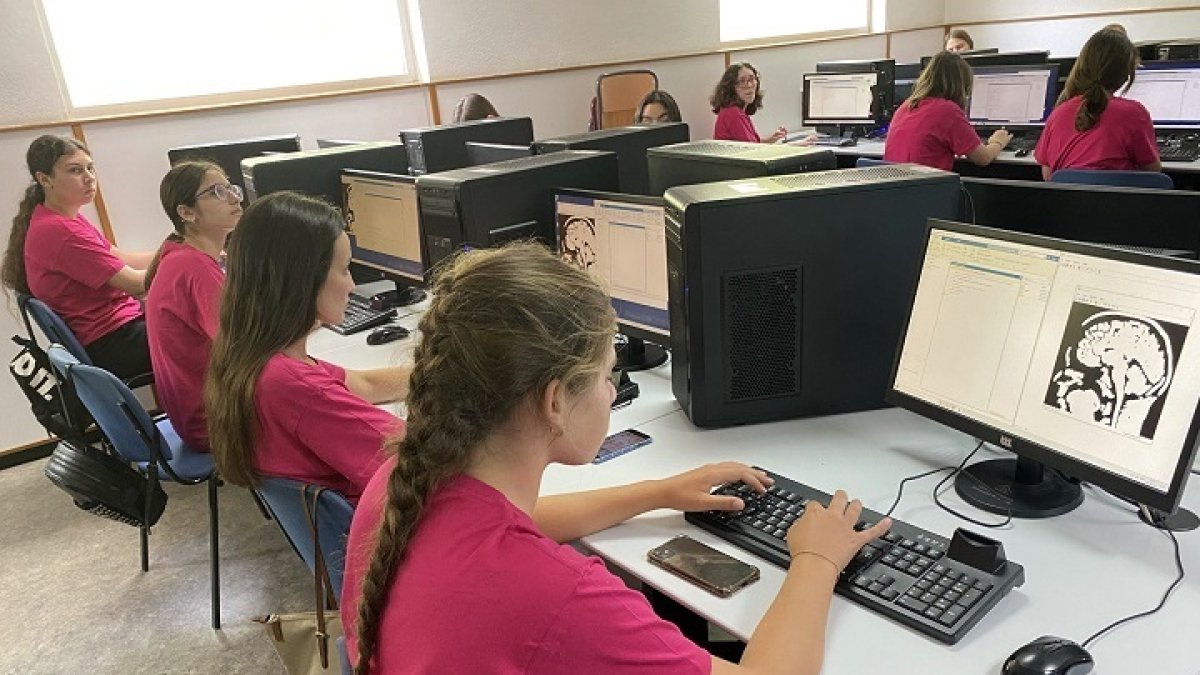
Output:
[{"xmin": 882, "ymin": 439, "xmax": 1014, "ymax": 528}]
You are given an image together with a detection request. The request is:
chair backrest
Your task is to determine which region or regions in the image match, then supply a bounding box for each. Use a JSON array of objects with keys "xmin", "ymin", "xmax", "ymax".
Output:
[
  {"xmin": 19, "ymin": 294, "xmax": 92, "ymax": 365},
  {"xmin": 596, "ymin": 70, "xmax": 658, "ymax": 129},
  {"xmin": 255, "ymin": 477, "xmax": 356, "ymax": 597},
  {"xmin": 856, "ymin": 157, "xmax": 893, "ymax": 168},
  {"xmin": 1050, "ymin": 169, "xmax": 1174, "ymax": 190},
  {"xmin": 46, "ymin": 344, "xmax": 166, "ymax": 463}
]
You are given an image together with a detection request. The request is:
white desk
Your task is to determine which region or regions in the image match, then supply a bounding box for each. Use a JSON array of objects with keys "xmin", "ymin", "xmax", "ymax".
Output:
[{"xmin": 311, "ymin": 321, "xmax": 1198, "ymax": 673}]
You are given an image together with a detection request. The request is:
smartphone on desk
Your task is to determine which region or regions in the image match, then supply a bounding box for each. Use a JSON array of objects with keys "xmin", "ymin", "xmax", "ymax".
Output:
[
  {"xmin": 647, "ymin": 535, "xmax": 760, "ymax": 597},
  {"xmin": 593, "ymin": 429, "xmax": 652, "ymax": 464}
]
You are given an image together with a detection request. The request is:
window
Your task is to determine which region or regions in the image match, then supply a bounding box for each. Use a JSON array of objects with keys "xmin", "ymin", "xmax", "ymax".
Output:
[
  {"xmin": 40, "ymin": 0, "xmax": 415, "ymax": 110},
  {"xmin": 719, "ymin": 0, "xmax": 871, "ymax": 43}
]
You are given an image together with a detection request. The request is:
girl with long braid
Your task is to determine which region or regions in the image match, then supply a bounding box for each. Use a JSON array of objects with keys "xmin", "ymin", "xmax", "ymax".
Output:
[{"xmin": 341, "ymin": 242, "xmax": 891, "ymax": 674}]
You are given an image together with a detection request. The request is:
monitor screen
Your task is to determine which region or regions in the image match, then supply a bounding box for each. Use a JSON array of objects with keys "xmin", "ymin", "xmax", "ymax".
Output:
[
  {"xmin": 968, "ymin": 65, "xmax": 1058, "ymax": 125},
  {"xmin": 1119, "ymin": 61, "xmax": 1200, "ymax": 126},
  {"xmin": 890, "ymin": 221, "xmax": 1200, "ymax": 515},
  {"xmin": 554, "ymin": 190, "xmax": 669, "ymax": 338},
  {"xmin": 341, "ymin": 170, "xmax": 423, "ymax": 282},
  {"xmin": 802, "ymin": 72, "xmax": 879, "ymax": 125}
]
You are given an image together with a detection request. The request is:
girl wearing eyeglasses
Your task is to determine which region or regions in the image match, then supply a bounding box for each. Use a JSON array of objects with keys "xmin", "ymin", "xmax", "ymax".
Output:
[
  {"xmin": 143, "ymin": 161, "xmax": 243, "ymax": 450},
  {"xmin": 711, "ymin": 62, "xmax": 788, "ymax": 144},
  {"xmin": 2, "ymin": 134, "xmax": 155, "ymax": 381}
]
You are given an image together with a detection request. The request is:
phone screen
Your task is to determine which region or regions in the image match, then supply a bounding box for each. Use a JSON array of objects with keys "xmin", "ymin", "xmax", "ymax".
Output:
[{"xmin": 594, "ymin": 429, "xmax": 652, "ymax": 464}]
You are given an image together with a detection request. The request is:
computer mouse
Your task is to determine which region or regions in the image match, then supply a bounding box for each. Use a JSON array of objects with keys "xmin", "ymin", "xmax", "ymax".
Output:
[
  {"xmin": 1002, "ymin": 636, "xmax": 1094, "ymax": 675},
  {"xmin": 1014, "ymin": 148, "xmax": 1030, "ymax": 158},
  {"xmin": 366, "ymin": 325, "xmax": 410, "ymax": 346}
]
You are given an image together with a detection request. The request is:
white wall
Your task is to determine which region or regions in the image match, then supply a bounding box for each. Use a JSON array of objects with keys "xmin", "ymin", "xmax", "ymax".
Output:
[
  {"xmin": 954, "ymin": 8, "xmax": 1200, "ymax": 56},
  {"xmin": 891, "ymin": 28, "xmax": 947, "ymax": 62},
  {"xmin": 0, "ymin": 0, "xmax": 67, "ymax": 125},
  {"xmin": 945, "ymin": 0, "xmax": 1199, "ymax": 23},
  {"xmin": 887, "ymin": 0, "xmax": 948, "ymax": 31}
]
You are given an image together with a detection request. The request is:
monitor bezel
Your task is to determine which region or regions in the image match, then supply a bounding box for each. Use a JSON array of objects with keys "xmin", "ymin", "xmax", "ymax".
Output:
[
  {"xmin": 340, "ymin": 168, "xmax": 424, "ymax": 284},
  {"xmin": 885, "ymin": 218, "xmax": 1200, "ymax": 514},
  {"xmin": 553, "ymin": 187, "xmax": 669, "ymax": 342},
  {"xmin": 967, "ymin": 64, "xmax": 1060, "ymax": 127},
  {"xmin": 802, "ymin": 71, "xmax": 881, "ymax": 126}
]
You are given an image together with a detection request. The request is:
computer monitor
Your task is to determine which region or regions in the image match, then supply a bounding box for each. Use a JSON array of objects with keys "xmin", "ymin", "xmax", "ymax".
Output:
[
  {"xmin": 464, "ymin": 142, "xmax": 531, "ymax": 166},
  {"xmin": 646, "ymin": 141, "xmax": 835, "ymax": 195},
  {"xmin": 967, "ymin": 64, "xmax": 1059, "ymax": 126},
  {"xmin": 341, "ymin": 169, "xmax": 423, "ymax": 285},
  {"xmin": 416, "ymin": 150, "xmax": 619, "ymax": 271},
  {"xmin": 961, "ymin": 177, "xmax": 1200, "ymax": 256},
  {"xmin": 665, "ymin": 164, "xmax": 962, "ymax": 428},
  {"xmin": 892, "ymin": 62, "xmax": 922, "ymax": 110},
  {"xmin": 533, "ymin": 123, "xmax": 690, "ymax": 196},
  {"xmin": 889, "ymin": 219, "xmax": 1200, "ymax": 528},
  {"xmin": 802, "ymin": 72, "xmax": 880, "ymax": 126},
  {"xmin": 1120, "ymin": 61, "xmax": 1200, "ymax": 127},
  {"xmin": 1047, "ymin": 56, "xmax": 1076, "ymax": 101},
  {"xmin": 921, "ymin": 50, "xmax": 1049, "ymax": 71},
  {"xmin": 554, "ymin": 189, "xmax": 669, "ymax": 370},
  {"xmin": 167, "ymin": 134, "xmax": 301, "ymax": 198},
  {"xmin": 401, "ymin": 117, "xmax": 535, "ymax": 175},
  {"xmin": 960, "ymin": 47, "xmax": 1001, "ymax": 56},
  {"xmin": 241, "ymin": 142, "xmax": 408, "ymax": 204}
]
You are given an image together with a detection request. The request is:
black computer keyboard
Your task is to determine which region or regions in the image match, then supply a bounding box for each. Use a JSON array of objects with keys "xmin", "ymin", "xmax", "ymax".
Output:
[
  {"xmin": 326, "ymin": 296, "xmax": 397, "ymax": 335},
  {"xmin": 685, "ymin": 468, "xmax": 1025, "ymax": 644},
  {"xmin": 1157, "ymin": 139, "xmax": 1200, "ymax": 162},
  {"xmin": 811, "ymin": 136, "xmax": 857, "ymax": 147},
  {"xmin": 1006, "ymin": 136, "xmax": 1038, "ymax": 154}
]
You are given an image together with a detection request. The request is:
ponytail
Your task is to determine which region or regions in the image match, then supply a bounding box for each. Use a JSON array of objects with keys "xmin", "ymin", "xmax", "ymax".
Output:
[
  {"xmin": 1074, "ymin": 81, "xmax": 1109, "ymax": 132},
  {"xmin": 144, "ymin": 232, "xmax": 186, "ymax": 291},
  {"xmin": 1059, "ymin": 28, "xmax": 1138, "ymax": 133},
  {"xmin": 2, "ymin": 183, "xmax": 45, "ymax": 296}
]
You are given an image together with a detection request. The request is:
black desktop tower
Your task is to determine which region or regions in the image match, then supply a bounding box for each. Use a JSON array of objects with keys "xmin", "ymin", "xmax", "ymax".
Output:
[
  {"xmin": 666, "ymin": 165, "xmax": 961, "ymax": 428},
  {"xmin": 401, "ymin": 117, "xmax": 535, "ymax": 175},
  {"xmin": 647, "ymin": 141, "xmax": 836, "ymax": 195},
  {"xmin": 533, "ymin": 123, "xmax": 690, "ymax": 195},
  {"xmin": 416, "ymin": 150, "xmax": 619, "ymax": 271},
  {"xmin": 241, "ymin": 142, "xmax": 408, "ymax": 204}
]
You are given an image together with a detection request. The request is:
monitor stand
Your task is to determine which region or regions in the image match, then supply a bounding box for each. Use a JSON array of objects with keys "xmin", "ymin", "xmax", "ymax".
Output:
[
  {"xmin": 616, "ymin": 336, "xmax": 667, "ymax": 372},
  {"xmin": 1137, "ymin": 504, "xmax": 1199, "ymax": 532},
  {"xmin": 955, "ymin": 456, "xmax": 1083, "ymax": 518}
]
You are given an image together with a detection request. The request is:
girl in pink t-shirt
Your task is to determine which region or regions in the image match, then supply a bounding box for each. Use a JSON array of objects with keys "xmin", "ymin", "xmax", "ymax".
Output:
[
  {"xmin": 1034, "ymin": 28, "xmax": 1161, "ymax": 180},
  {"xmin": 2, "ymin": 135, "xmax": 154, "ymax": 380},
  {"xmin": 884, "ymin": 51, "xmax": 1012, "ymax": 171},
  {"xmin": 144, "ymin": 161, "xmax": 243, "ymax": 450},
  {"xmin": 343, "ymin": 243, "xmax": 891, "ymax": 675},
  {"xmin": 204, "ymin": 192, "xmax": 411, "ymax": 502},
  {"xmin": 711, "ymin": 62, "xmax": 790, "ymax": 144}
]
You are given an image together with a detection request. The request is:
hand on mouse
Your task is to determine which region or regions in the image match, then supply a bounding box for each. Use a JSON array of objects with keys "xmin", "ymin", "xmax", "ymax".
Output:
[{"xmin": 786, "ymin": 490, "xmax": 891, "ymax": 575}]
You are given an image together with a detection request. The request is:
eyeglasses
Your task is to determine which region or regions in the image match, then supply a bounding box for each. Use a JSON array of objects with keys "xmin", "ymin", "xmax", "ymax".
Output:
[
  {"xmin": 195, "ymin": 182, "xmax": 243, "ymax": 202},
  {"xmin": 736, "ymin": 76, "xmax": 758, "ymax": 86}
]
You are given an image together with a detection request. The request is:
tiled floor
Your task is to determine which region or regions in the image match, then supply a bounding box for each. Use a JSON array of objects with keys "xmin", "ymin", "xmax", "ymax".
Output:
[{"xmin": 0, "ymin": 457, "xmax": 313, "ymax": 674}]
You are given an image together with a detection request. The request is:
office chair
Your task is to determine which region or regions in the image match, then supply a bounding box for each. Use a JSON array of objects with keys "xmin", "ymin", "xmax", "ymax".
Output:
[
  {"xmin": 595, "ymin": 70, "xmax": 658, "ymax": 129},
  {"xmin": 1050, "ymin": 168, "xmax": 1174, "ymax": 190},
  {"xmin": 337, "ymin": 635, "xmax": 351, "ymax": 675},
  {"xmin": 18, "ymin": 292, "xmax": 153, "ymax": 390},
  {"xmin": 254, "ymin": 477, "xmax": 355, "ymax": 601},
  {"xmin": 46, "ymin": 345, "xmax": 222, "ymax": 629},
  {"xmin": 855, "ymin": 157, "xmax": 893, "ymax": 168}
]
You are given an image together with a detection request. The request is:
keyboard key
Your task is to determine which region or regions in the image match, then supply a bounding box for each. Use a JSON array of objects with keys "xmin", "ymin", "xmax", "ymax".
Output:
[
  {"xmin": 898, "ymin": 596, "xmax": 928, "ymax": 614},
  {"xmin": 958, "ymin": 589, "xmax": 983, "ymax": 608},
  {"xmin": 939, "ymin": 606, "xmax": 964, "ymax": 626},
  {"xmin": 868, "ymin": 581, "xmax": 885, "ymax": 594},
  {"xmin": 923, "ymin": 606, "xmax": 942, "ymax": 620},
  {"xmin": 880, "ymin": 588, "xmax": 899, "ymax": 601},
  {"xmin": 877, "ymin": 574, "xmax": 895, "ymax": 586}
]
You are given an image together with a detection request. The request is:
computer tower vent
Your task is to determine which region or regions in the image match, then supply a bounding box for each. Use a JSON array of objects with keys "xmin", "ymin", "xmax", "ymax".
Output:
[
  {"xmin": 723, "ymin": 267, "xmax": 800, "ymax": 401},
  {"xmin": 668, "ymin": 141, "xmax": 755, "ymax": 156},
  {"xmin": 772, "ymin": 165, "xmax": 922, "ymax": 189}
]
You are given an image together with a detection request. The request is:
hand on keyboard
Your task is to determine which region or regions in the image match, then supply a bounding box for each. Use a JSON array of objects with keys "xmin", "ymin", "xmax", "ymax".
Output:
[
  {"xmin": 787, "ymin": 490, "xmax": 893, "ymax": 574},
  {"xmin": 658, "ymin": 462, "xmax": 773, "ymax": 512}
]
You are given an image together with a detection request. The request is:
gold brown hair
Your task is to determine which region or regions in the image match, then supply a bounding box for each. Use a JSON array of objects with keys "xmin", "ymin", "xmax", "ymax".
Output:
[
  {"xmin": 908, "ymin": 51, "xmax": 974, "ymax": 111},
  {"xmin": 1059, "ymin": 28, "xmax": 1138, "ymax": 132},
  {"xmin": 145, "ymin": 160, "xmax": 225, "ymax": 289}
]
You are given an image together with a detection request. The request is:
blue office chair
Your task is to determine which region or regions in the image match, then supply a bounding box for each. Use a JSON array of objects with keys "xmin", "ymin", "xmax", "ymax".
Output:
[
  {"xmin": 46, "ymin": 345, "xmax": 222, "ymax": 629},
  {"xmin": 254, "ymin": 477, "xmax": 355, "ymax": 600},
  {"xmin": 19, "ymin": 292, "xmax": 153, "ymax": 390},
  {"xmin": 337, "ymin": 635, "xmax": 352, "ymax": 675},
  {"xmin": 855, "ymin": 157, "xmax": 893, "ymax": 168},
  {"xmin": 1050, "ymin": 169, "xmax": 1174, "ymax": 190}
]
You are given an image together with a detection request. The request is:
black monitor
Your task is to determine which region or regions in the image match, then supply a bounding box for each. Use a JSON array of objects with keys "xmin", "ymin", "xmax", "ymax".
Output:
[
  {"xmin": 967, "ymin": 64, "xmax": 1059, "ymax": 127},
  {"xmin": 922, "ymin": 50, "xmax": 1049, "ymax": 70},
  {"xmin": 646, "ymin": 141, "xmax": 835, "ymax": 195},
  {"xmin": 961, "ymin": 177, "xmax": 1200, "ymax": 256},
  {"xmin": 1120, "ymin": 60, "xmax": 1200, "ymax": 127},
  {"xmin": 960, "ymin": 47, "xmax": 1000, "ymax": 56},
  {"xmin": 889, "ymin": 220, "xmax": 1200, "ymax": 529},
  {"xmin": 240, "ymin": 142, "xmax": 408, "ymax": 204},
  {"xmin": 893, "ymin": 62, "xmax": 922, "ymax": 110},
  {"xmin": 812, "ymin": 59, "xmax": 895, "ymax": 129},
  {"xmin": 1047, "ymin": 56, "xmax": 1076, "ymax": 100},
  {"xmin": 533, "ymin": 123, "xmax": 690, "ymax": 195},
  {"xmin": 341, "ymin": 169, "xmax": 423, "ymax": 285},
  {"xmin": 554, "ymin": 189, "xmax": 669, "ymax": 370},
  {"xmin": 167, "ymin": 134, "xmax": 301, "ymax": 198},
  {"xmin": 464, "ymin": 142, "xmax": 531, "ymax": 166},
  {"xmin": 665, "ymin": 164, "xmax": 962, "ymax": 428},
  {"xmin": 401, "ymin": 117, "xmax": 534, "ymax": 175},
  {"xmin": 416, "ymin": 150, "xmax": 619, "ymax": 271}
]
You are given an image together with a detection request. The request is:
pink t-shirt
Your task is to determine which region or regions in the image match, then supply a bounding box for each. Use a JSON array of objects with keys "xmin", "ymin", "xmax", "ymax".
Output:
[
  {"xmin": 883, "ymin": 97, "xmax": 981, "ymax": 171},
  {"xmin": 24, "ymin": 204, "xmax": 142, "ymax": 346},
  {"xmin": 1034, "ymin": 95, "xmax": 1159, "ymax": 174},
  {"xmin": 714, "ymin": 104, "xmax": 760, "ymax": 142},
  {"xmin": 252, "ymin": 354, "xmax": 401, "ymax": 503},
  {"xmin": 342, "ymin": 465, "xmax": 712, "ymax": 674},
  {"xmin": 145, "ymin": 240, "xmax": 223, "ymax": 449}
]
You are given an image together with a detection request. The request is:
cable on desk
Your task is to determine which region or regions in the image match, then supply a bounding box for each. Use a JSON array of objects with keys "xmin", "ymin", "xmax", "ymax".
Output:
[{"xmin": 931, "ymin": 441, "xmax": 1014, "ymax": 528}]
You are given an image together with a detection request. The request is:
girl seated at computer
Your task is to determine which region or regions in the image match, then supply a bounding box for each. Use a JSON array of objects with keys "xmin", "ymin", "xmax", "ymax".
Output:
[
  {"xmin": 883, "ymin": 51, "xmax": 1012, "ymax": 170},
  {"xmin": 711, "ymin": 62, "xmax": 789, "ymax": 143},
  {"xmin": 205, "ymin": 192, "xmax": 410, "ymax": 503},
  {"xmin": 2, "ymin": 134, "xmax": 154, "ymax": 381},
  {"xmin": 636, "ymin": 90, "xmax": 683, "ymax": 124},
  {"xmin": 1034, "ymin": 28, "xmax": 1160, "ymax": 180},
  {"xmin": 342, "ymin": 242, "xmax": 891, "ymax": 674},
  {"xmin": 944, "ymin": 29, "xmax": 974, "ymax": 53},
  {"xmin": 144, "ymin": 161, "xmax": 242, "ymax": 450}
]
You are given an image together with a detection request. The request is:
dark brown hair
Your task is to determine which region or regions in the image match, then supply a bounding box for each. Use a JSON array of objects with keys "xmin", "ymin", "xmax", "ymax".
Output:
[
  {"xmin": 2, "ymin": 135, "xmax": 89, "ymax": 295},
  {"xmin": 205, "ymin": 191, "xmax": 346, "ymax": 487},
  {"xmin": 637, "ymin": 90, "xmax": 683, "ymax": 123},
  {"xmin": 909, "ymin": 51, "xmax": 974, "ymax": 110},
  {"xmin": 350, "ymin": 242, "xmax": 616, "ymax": 674},
  {"xmin": 451, "ymin": 93, "xmax": 499, "ymax": 123},
  {"xmin": 710, "ymin": 62, "xmax": 764, "ymax": 115},
  {"xmin": 1059, "ymin": 28, "xmax": 1138, "ymax": 132},
  {"xmin": 945, "ymin": 29, "xmax": 974, "ymax": 50},
  {"xmin": 145, "ymin": 160, "xmax": 224, "ymax": 289}
]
